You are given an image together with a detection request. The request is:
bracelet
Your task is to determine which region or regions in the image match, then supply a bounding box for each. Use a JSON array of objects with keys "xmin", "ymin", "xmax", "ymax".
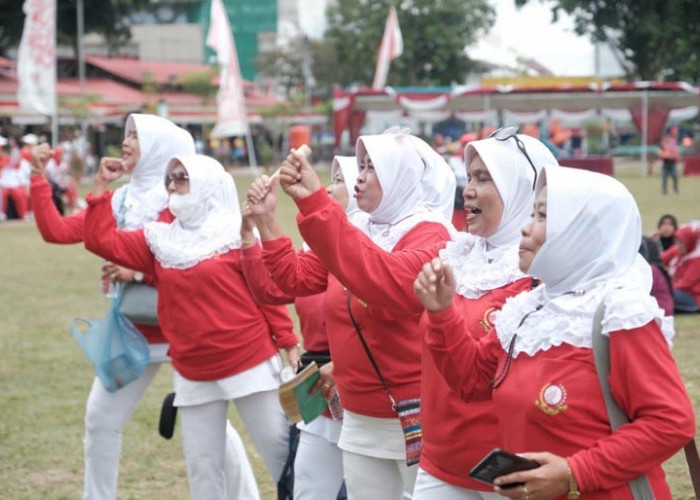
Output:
[{"xmin": 567, "ymin": 463, "xmax": 580, "ymax": 499}]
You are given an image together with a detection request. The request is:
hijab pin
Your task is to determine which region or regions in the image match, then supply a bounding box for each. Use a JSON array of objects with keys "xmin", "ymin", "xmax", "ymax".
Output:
[{"xmin": 572, "ymin": 289, "xmax": 585, "ymax": 296}]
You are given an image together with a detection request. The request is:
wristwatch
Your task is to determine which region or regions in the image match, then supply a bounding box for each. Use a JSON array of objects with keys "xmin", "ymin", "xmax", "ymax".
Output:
[
  {"xmin": 133, "ymin": 271, "xmax": 144, "ymax": 283},
  {"xmin": 567, "ymin": 464, "xmax": 580, "ymax": 499}
]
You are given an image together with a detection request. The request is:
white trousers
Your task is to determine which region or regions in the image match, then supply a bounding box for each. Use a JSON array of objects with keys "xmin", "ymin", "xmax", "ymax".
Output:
[
  {"xmin": 413, "ymin": 468, "xmax": 502, "ymax": 500},
  {"xmin": 83, "ymin": 363, "xmax": 259, "ymax": 500},
  {"xmin": 342, "ymin": 450, "xmax": 418, "ymax": 500},
  {"xmin": 179, "ymin": 389, "xmax": 290, "ymax": 500},
  {"xmin": 294, "ymin": 430, "xmax": 344, "ymax": 500}
]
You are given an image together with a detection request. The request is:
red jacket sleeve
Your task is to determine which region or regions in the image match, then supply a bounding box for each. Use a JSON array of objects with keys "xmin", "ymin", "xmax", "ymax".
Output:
[
  {"xmin": 569, "ymin": 322, "xmax": 695, "ymax": 493},
  {"xmin": 296, "ymin": 188, "xmax": 449, "ymax": 314},
  {"xmin": 261, "ymin": 236, "xmax": 328, "ymax": 296},
  {"xmin": 30, "ymin": 174, "xmax": 85, "ymax": 244},
  {"xmin": 83, "ymin": 192, "xmax": 155, "ymax": 276},
  {"xmin": 673, "ymin": 257, "xmax": 700, "ymax": 294},
  {"xmin": 240, "ymin": 243, "xmax": 295, "ymax": 305},
  {"xmin": 425, "ymin": 304, "xmax": 502, "ymax": 401},
  {"xmin": 661, "ymin": 246, "xmax": 678, "ymax": 267},
  {"xmin": 257, "ymin": 301, "xmax": 299, "ymax": 349}
]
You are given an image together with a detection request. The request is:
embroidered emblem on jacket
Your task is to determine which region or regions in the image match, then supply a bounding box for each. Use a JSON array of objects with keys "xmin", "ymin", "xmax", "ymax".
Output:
[
  {"xmin": 535, "ymin": 383, "xmax": 568, "ymax": 415},
  {"xmin": 478, "ymin": 307, "xmax": 498, "ymax": 332}
]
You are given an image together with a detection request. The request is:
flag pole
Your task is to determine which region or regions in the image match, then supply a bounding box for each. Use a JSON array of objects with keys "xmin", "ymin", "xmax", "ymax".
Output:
[
  {"xmin": 245, "ymin": 128, "xmax": 258, "ymax": 175},
  {"xmin": 51, "ymin": 0, "xmax": 59, "ymax": 146}
]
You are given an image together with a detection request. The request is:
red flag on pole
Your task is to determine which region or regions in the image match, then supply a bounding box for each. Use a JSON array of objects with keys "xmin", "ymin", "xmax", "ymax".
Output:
[
  {"xmin": 17, "ymin": 0, "xmax": 56, "ymax": 115},
  {"xmin": 206, "ymin": 0, "xmax": 249, "ymax": 139},
  {"xmin": 372, "ymin": 6, "xmax": 403, "ymax": 90}
]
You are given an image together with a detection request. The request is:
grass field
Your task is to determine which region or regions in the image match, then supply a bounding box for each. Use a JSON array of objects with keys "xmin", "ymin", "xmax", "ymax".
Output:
[{"xmin": 1, "ymin": 161, "xmax": 699, "ymax": 499}]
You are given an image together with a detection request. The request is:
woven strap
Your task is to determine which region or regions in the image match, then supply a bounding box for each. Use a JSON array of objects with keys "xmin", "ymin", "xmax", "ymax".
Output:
[
  {"xmin": 346, "ymin": 294, "xmax": 396, "ymax": 408},
  {"xmin": 684, "ymin": 438, "xmax": 700, "ymax": 497},
  {"xmin": 591, "ymin": 299, "xmax": 655, "ymax": 500}
]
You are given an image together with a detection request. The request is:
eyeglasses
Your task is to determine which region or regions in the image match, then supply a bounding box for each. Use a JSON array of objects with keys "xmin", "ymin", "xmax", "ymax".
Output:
[
  {"xmin": 488, "ymin": 126, "xmax": 538, "ymax": 190},
  {"xmin": 165, "ymin": 171, "xmax": 189, "ymax": 187}
]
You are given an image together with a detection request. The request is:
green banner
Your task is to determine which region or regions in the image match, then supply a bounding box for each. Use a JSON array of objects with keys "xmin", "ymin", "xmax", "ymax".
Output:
[{"xmin": 188, "ymin": 0, "xmax": 278, "ymax": 80}]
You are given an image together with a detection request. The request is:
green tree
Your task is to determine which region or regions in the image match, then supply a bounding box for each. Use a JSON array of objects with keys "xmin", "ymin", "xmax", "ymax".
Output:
[
  {"xmin": 0, "ymin": 1, "xmax": 24, "ymax": 57},
  {"xmin": 0, "ymin": 0, "xmax": 151, "ymax": 57},
  {"xmin": 516, "ymin": 0, "xmax": 700, "ymax": 81},
  {"xmin": 324, "ymin": 0, "xmax": 495, "ymax": 87}
]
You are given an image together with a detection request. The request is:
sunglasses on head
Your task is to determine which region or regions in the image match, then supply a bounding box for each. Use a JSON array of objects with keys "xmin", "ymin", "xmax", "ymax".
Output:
[
  {"xmin": 165, "ymin": 171, "xmax": 189, "ymax": 187},
  {"xmin": 488, "ymin": 126, "xmax": 538, "ymax": 190}
]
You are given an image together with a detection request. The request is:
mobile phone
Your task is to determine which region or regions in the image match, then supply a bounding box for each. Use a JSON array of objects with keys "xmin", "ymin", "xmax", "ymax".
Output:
[{"xmin": 468, "ymin": 448, "xmax": 540, "ymax": 488}]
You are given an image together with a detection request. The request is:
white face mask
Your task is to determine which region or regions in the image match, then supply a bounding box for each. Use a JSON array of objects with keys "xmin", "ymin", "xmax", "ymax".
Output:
[{"xmin": 168, "ymin": 192, "xmax": 204, "ymax": 226}]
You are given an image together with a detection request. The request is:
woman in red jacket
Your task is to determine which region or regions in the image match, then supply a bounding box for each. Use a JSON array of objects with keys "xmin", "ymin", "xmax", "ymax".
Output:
[
  {"xmin": 84, "ymin": 153, "xmax": 299, "ymax": 499},
  {"xmin": 30, "ymin": 114, "xmax": 263, "ymax": 500},
  {"xmin": 412, "ymin": 130, "xmax": 557, "ymax": 500},
  {"xmin": 415, "ymin": 165, "xmax": 694, "ymax": 500},
  {"xmin": 663, "ymin": 222, "xmax": 700, "ymax": 313},
  {"xmin": 248, "ymin": 130, "xmax": 455, "ymax": 500},
  {"xmin": 240, "ymin": 155, "xmax": 363, "ymax": 500}
]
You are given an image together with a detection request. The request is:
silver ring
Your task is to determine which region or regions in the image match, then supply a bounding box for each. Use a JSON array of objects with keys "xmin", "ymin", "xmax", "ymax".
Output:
[{"xmin": 523, "ymin": 485, "xmax": 529, "ymax": 499}]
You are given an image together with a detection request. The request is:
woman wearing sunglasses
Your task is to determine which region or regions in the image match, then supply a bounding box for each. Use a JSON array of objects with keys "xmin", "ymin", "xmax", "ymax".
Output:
[
  {"xmin": 248, "ymin": 130, "xmax": 455, "ymax": 500},
  {"xmin": 415, "ymin": 165, "xmax": 694, "ymax": 500},
  {"xmin": 83, "ymin": 154, "xmax": 299, "ymax": 499},
  {"xmin": 29, "ymin": 115, "xmax": 261, "ymax": 500}
]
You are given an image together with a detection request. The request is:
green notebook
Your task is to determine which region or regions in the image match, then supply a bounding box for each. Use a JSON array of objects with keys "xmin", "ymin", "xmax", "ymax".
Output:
[{"xmin": 278, "ymin": 362, "xmax": 328, "ymax": 424}]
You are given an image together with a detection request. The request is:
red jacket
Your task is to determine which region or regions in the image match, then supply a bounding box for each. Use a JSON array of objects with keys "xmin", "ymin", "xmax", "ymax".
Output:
[
  {"xmin": 31, "ymin": 175, "xmax": 166, "ymax": 343},
  {"xmin": 426, "ymin": 305, "xmax": 695, "ymax": 499},
  {"xmin": 420, "ymin": 280, "xmax": 533, "ymax": 489},
  {"xmin": 84, "ymin": 191, "xmax": 298, "ymax": 380},
  {"xmin": 241, "ymin": 243, "xmax": 329, "ymax": 353},
  {"xmin": 262, "ymin": 188, "xmax": 450, "ymax": 417}
]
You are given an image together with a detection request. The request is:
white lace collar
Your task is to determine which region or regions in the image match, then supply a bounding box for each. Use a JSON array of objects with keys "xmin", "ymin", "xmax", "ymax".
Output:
[
  {"xmin": 495, "ymin": 281, "xmax": 674, "ymax": 358},
  {"xmin": 360, "ymin": 207, "xmax": 454, "ymax": 251},
  {"xmin": 441, "ymin": 232, "xmax": 526, "ymax": 299}
]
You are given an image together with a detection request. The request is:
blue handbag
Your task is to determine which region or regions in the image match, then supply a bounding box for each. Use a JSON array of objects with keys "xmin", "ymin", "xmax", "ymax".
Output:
[{"xmin": 71, "ymin": 289, "xmax": 151, "ymax": 393}]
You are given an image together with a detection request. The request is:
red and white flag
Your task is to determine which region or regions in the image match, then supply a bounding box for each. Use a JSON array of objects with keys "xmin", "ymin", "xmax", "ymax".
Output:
[
  {"xmin": 372, "ymin": 6, "xmax": 403, "ymax": 90},
  {"xmin": 17, "ymin": 0, "xmax": 56, "ymax": 115},
  {"xmin": 206, "ymin": 0, "xmax": 248, "ymax": 138}
]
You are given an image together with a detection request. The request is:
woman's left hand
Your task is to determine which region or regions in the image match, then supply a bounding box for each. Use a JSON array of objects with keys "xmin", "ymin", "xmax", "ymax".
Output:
[
  {"xmin": 101, "ymin": 262, "xmax": 137, "ymax": 283},
  {"xmin": 284, "ymin": 344, "xmax": 301, "ymax": 372},
  {"xmin": 493, "ymin": 452, "xmax": 570, "ymax": 500}
]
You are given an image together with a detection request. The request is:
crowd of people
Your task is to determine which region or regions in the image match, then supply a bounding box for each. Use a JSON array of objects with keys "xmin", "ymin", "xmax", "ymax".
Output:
[
  {"xmin": 0, "ymin": 130, "xmax": 91, "ymax": 221},
  {"xmin": 22, "ymin": 113, "xmax": 699, "ymax": 500}
]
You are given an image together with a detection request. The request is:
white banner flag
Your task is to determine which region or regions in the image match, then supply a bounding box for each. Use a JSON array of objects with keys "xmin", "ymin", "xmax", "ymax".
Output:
[
  {"xmin": 372, "ymin": 6, "xmax": 403, "ymax": 90},
  {"xmin": 17, "ymin": 0, "xmax": 56, "ymax": 115},
  {"xmin": 206, "ymin": 0, "xmax": 249, "ymax": 139}
]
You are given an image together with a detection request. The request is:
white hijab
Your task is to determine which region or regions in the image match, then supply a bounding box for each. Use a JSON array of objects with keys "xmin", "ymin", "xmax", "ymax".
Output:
[
  {"xmin": 144, "ymin": 155, "xmax": 242, "ymax": 269},
  {"xmin": 356, "ymin": 131, "xmax": 453, "ymax": 251},
  {"xmin": 442, "ymin": 134, "xmax": 557, "ymax": 298},
  {"xmin": 409, "ymin": 135, "xmax": 456, "ymax": 222},
  {"xmin": 496, "ymin": 165, "xmax": 672, "ymax": 357},
  {"xmin": 111, "ymin": 114, "xmax": 195, "ymax": 230}
]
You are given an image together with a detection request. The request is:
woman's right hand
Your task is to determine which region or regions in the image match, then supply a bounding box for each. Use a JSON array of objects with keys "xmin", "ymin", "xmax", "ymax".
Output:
[
  {"xmin": 278, "ymin": 149, "xmax": 321, "ymax": 200},
  {"xmin": 413, "ymin": 257, "xmax": 456, "ymax": 312},
  {"xmin": 312, "ymin": 361, "xmax": 337, "ymax": 400},
  {"xmin": 30, "ymin": 144, "xmax": 52, "ymax": 175},
  {"xmin": 93, "ymin": 157, "xmax": 125, "ymax": 196}
]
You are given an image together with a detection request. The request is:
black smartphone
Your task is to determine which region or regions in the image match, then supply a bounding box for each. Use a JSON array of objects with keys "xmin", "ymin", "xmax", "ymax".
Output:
[{"xmin": 469, "ymin": 448, "xmax": 540, "ymax": 488}]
